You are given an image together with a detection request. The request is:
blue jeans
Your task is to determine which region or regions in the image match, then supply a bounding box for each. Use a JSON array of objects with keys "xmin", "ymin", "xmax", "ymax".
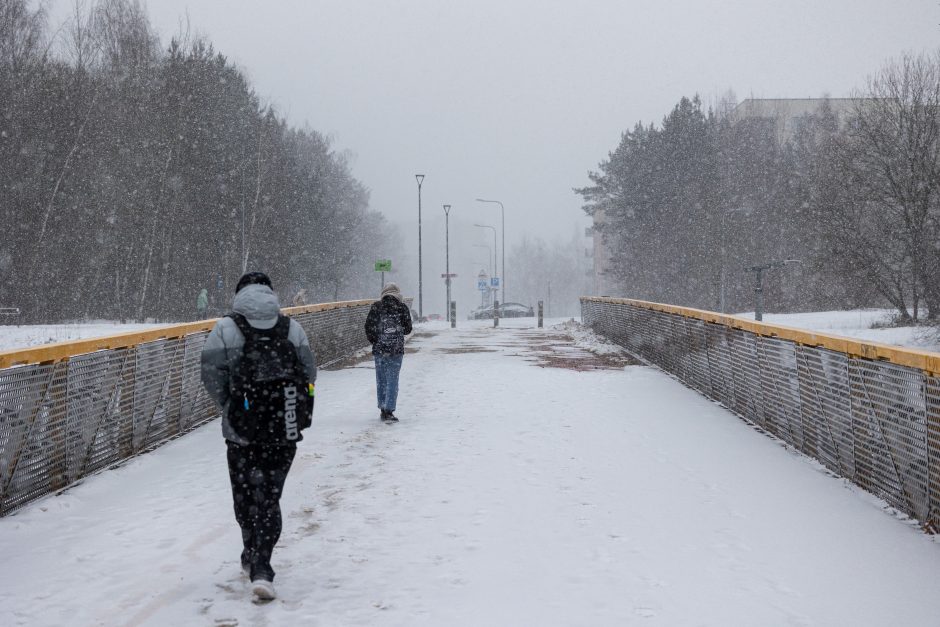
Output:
[{"xmin": 374, "ymin": 353, "xmax": 404, "ymax": 412}]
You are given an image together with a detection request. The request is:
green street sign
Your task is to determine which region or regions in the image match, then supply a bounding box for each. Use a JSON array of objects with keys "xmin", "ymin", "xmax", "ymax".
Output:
[{"xmin": 374, "ymin": 259, "xmax": 392, "ymax": 272}]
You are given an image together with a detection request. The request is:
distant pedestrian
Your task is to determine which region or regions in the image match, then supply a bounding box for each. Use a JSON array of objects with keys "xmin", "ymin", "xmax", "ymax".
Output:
[
  {"xmin": 200, "ymin": 271, "xmax": 317, "ymax": 602},
  {"xmin": 365, "ymin": 282, "xmax": 413, "ymax": 423},
  {"xmin": 291, "ymin": 288, "xmax": 307, "ymax": 307},
  {"xmin": 196, "ymin": 288, "xmax": 208, "ymax": 319}
]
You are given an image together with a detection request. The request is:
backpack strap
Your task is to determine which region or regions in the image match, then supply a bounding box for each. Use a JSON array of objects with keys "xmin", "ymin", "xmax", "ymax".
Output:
[
  {"xmin": 274, "ymin": 314, "xmax": 292, "ymax": 339},
  {"xmin": 228, "ymin": 312, "xmax": 255, "ymax": 339}
]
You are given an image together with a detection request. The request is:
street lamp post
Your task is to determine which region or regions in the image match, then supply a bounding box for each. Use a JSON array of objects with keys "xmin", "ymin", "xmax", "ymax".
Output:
[
  {"xmin": 476, "ymin": 198, "xmax": 505, "ymax": 304},
  {"xmin": 416, "ymin": 174, "xmax": 425, "ymax": 318},
  {"xmin": 745, "ymin": 259, "xmax": 801, "ymax": 321},
  {"xmin": 443, "ymin": 204, "xmax": 452, "ymax": 322}
]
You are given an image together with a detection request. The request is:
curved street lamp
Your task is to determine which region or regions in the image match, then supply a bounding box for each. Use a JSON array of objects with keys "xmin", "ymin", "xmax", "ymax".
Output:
[
  {"xmin": 473, "ymin": 224, "xmax": 497, "ymax": 278},
  {"xmin": 476, "ymin": 198, "xmax": 505, "ymax": 304},
  {"xmin": 416, "ymin": 174, "xmax": 425, "ymax": 318}
]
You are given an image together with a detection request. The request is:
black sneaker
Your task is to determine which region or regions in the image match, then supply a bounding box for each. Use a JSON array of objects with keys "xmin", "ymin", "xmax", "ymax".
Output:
[
  {"xmin": 384, "ymin": 411, "xmax": 399, "ymax": 423},
  {"xmin": 380, "ymin": 409, "xmax": 389, "ymax": 421}
]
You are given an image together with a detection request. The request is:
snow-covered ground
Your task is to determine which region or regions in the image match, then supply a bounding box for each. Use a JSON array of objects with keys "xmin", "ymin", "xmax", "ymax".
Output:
[
  {"xmin": 0, "ymin": 321, "xmax": 166, "ymax": 352},
  {"xmin": 740, "ymin": 308, "xmax": 940, "ymax": 352},
  {"xmin": 1, "ymin": 318, "xmax": 937, "ymax": 626}
]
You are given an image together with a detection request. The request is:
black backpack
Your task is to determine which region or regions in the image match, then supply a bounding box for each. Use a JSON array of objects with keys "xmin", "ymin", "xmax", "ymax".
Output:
[
  {"xmin": 228, "ymin": 313, "xmax": 312, "ymax": 443},
  {"xmin": 376, "ymin": 304, "xmax": 405, "ymax": 354}
]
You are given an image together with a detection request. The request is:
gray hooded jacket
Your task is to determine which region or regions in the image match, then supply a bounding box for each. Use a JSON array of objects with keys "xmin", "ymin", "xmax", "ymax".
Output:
[{"xmin": 200, "ymin": 284, "xmax": 317, "ymax": 444}]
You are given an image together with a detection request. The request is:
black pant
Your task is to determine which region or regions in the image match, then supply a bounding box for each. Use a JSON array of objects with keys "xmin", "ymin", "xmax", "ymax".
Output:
[{"xmin": 226, "ymin": 441, "xmax": 297, "ymax": 581}]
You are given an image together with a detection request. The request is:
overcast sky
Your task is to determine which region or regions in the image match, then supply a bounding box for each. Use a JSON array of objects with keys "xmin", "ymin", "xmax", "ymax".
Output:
[
  {"xmin": 48, "ymin": 0, "xmax": 940, "ymax": 238},
  {"xmin": 46, "ymin": 0, "xmax": 940, "ymax": 309}
]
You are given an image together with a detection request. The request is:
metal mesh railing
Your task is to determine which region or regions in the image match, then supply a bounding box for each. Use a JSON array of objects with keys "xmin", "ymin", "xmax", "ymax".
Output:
[
  {"xmin": 0, "ymin": 300, "xmax": 375, "ymax": 515},
  {"xmin": 582, "ymin": 297, "xmax": 940, "ymax": 532}
]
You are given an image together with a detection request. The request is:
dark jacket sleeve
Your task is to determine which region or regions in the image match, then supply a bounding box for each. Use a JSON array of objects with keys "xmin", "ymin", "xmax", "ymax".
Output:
[
  {"xmin": 365, "ymin": 302, "xmax": 379, "ymax": 344},
  {"xmin": 401, "ymin": 302, "xmax": 413, "ymax": 335}
]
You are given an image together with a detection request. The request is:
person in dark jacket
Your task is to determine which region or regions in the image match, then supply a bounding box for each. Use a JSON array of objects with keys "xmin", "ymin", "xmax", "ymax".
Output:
[
  {"xmin": 365, "ymin": 283, "xmax": 413, "ymax": 422},
  {"xmin": 200, "ymin": 271, "xmax": 316, "ymax": 601}
]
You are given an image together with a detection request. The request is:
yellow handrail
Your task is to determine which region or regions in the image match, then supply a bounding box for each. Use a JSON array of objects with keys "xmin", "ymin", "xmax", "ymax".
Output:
[
  {"xmin": 581, "ymin": 296, "xmax": 940, "ymax": 375},
  {"xmin": 0, "ymin": 299, "xmax": 374, "ymax": 369}
]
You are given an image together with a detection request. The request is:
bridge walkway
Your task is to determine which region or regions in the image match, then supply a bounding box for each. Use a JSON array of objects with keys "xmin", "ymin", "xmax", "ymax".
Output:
[{"xmin": 0, "ymin": 320, "xmax": 936, "ymax": 626}]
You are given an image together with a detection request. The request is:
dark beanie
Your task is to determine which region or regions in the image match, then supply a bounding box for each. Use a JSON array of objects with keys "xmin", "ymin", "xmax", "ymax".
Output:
[{"xmin": 235, "ymin": 271, "xmax": 273, "ymax": 294}]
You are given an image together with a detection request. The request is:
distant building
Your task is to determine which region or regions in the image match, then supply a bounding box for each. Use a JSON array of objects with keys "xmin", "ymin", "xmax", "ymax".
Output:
[{"xmin": 728, "ymin": 97, "xmax": 858, "ymax": 144}]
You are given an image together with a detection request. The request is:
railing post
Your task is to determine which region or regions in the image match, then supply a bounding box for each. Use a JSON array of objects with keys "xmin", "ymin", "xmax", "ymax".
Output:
[
  {"xmin": 494, "ymin": 300, "xmax": 499, "ymax": 327},
  {"xmin": 450, "ymin": 301, "xmax": 456, "ymax": 328},
  {"xmin": 538, "ymin": 300, "xmax": 543, "ymax": 328}
]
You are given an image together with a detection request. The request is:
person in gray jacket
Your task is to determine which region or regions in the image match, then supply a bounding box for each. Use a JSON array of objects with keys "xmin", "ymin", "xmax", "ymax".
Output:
[{"xmin": 200, "ymin": 271, "xmax": 316, "ymax": 601}]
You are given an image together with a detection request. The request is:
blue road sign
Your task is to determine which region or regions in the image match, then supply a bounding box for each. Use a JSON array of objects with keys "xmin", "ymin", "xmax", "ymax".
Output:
[
  {"xmin": 477, "ymin": 279, "xmax": 488, "ymax": 291},
  {"xmin": 491, "ymin": 277, "xmax": 500, "ymax": 288}
]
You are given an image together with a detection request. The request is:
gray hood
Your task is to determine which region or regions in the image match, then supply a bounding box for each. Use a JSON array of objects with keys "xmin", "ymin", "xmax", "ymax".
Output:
[
  {"xmin": 380, "ymin": 282, "xmax": 403, "ymax": 303},
  {"xmin": 232, "ymin": 284, "xmax": 280, "ymax": 329}
]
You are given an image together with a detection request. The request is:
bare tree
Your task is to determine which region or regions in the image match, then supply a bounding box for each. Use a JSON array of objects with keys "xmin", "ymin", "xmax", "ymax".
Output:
[
  {"xmin": 826, "ymin": 51, "xmax": 940, "ymax": 320},
  {"xmin": 0, "ymin": 0, "xmax": 46, "ymax": 72},
  {"xmin": 61, "ymin": 0, "xmax": 100, "ymax": 71}
]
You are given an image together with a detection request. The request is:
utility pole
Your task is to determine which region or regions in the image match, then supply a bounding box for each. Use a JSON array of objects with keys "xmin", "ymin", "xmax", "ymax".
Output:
[{"xmin": 443, "ymin": 204, "xmax": 452, "ymax": 322}]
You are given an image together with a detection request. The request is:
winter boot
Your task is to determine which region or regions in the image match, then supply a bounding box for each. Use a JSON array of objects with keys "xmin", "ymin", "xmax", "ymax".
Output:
[{"xmin": 383, "ymin": 411, "xmax": 399, "ymax": 423}]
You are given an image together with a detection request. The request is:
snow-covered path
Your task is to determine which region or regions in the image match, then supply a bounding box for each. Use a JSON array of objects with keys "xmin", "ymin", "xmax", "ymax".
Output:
[{"xmin": 1, "ymin": 320, "xmax": 938, "ymax": 626}]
